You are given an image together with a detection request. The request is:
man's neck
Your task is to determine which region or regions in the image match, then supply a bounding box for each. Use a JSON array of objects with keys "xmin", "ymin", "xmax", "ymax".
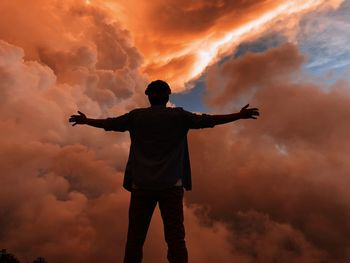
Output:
[{"xmin": 150, "ymin": 104, "xmax": 167, "ymax": 108}]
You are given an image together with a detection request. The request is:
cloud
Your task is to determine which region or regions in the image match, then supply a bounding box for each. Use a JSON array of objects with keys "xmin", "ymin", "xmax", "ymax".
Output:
[
  {"xmin": 0, "ymin": 2, "xmax": 148, "ymax": 260},
  {"xmin": 0, "ymin": 38, "xmax": 130, "ymax": 262},
  {"xmin": 99, "ymin": 0, "xmax": 343, "ymax": 90},
  {"xmin": 0, "ymin": 0, "xmax": 146, "ymax": 110},
  {"xmin": 183, "ymin": 43, "xmax": 350, "ymax": 262},
  {"xmin": 205, "ymin": 43, "xmax": 305, "ymax": 105}
]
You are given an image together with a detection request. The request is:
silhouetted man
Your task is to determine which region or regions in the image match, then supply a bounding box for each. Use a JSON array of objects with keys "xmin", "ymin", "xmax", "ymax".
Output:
[{"xmin": 69, "ymin": 80, "xmax": 259, "ymax": 263}]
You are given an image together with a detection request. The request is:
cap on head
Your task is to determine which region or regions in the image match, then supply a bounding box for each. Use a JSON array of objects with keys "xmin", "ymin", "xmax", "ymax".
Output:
[{"xmin": 145, "ymin": 80, "xmax": 171, "ymax": 95}]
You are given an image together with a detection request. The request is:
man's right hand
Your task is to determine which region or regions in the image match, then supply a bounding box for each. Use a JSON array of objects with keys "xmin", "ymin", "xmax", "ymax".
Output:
[
  {"xmin": 69, "ymin": 111, "xmax": 87, "ymax": 126},
  {"xmin": 239, "ymin": 104, "xmax": 260, "ymax": 119}
]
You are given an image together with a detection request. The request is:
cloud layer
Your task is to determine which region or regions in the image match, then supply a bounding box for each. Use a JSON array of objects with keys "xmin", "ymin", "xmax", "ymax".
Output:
[
  {"xmin": 100, "ymin": 0, "xmax": 343, "ymax": 90},
  {"xmin": 186, "ymin": 43, "xmax": 350, "ymax": 262}
]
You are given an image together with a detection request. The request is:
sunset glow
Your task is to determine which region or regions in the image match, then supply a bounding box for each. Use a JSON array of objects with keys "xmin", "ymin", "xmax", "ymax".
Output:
[
  {"xmin": 189, "ymin": 0, "xmax": 330, "ymax": 85},
  {"xmin": 98, "ymin": 0, "xmax": 342, "ymax": 90}
]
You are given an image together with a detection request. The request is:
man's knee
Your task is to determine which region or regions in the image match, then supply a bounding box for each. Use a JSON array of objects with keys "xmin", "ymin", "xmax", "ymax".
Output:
[{"xmin": 167, "ymin": 238, "xmax": 186, "ymax": 249}]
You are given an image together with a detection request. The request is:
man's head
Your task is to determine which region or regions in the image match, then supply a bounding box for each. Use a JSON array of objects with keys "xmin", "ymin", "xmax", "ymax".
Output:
[{"xmin": 145, "ymin": 80, "xmax": 171, "ymax": 106}]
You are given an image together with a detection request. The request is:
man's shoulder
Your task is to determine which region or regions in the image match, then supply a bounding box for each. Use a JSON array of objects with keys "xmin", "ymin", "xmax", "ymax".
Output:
[
  {"xmin": 127, "ymin": 108, "xmax": 149, "ymax": 115},
  {"xmin": 130, "ymin": 106, "xmax": 187, "ymax": 113},
  {"xmin": 167, "ymin": 107, "xmax": 192, "ymax": 116},
  {"xmin": 129, "ymin": 108, "xmax": 145, "ymax": 113}
]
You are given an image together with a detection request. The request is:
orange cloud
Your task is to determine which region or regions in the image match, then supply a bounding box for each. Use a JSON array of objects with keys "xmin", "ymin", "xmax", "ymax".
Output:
[
  {"xmin": 205, "ymin": 43, "xmax": 305, "ymax": 105},
  {"xmin": 185, "ymin": 43, "xmax": 350, "ymax": 262},
  {"xmin": 99, "ymin": 0, "xmax": 343, "ymax": 90}
]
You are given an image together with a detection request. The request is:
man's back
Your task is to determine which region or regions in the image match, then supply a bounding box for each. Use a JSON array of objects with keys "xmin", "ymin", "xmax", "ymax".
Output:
[
  {"xmin": 104, "ymin": 106, "xmax": 216, "ymax": 191},
  {"xmin": 127, "ymin": 106, "xmax": 190, "ymax": 190},
  {"xmin": 130, "ymin": 106, "xmax": 188, "ymax": 154}
]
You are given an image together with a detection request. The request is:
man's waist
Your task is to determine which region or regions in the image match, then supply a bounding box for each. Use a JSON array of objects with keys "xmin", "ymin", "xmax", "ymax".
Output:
[{"xmin": 131, "ymin": 178, "xmax": 182, "ymax": 189}]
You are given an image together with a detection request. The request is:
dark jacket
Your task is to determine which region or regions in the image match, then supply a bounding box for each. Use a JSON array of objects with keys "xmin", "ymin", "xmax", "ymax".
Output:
[{"xmin": 103, "ymin": 106, "xmax": 215, "ymax": 191}]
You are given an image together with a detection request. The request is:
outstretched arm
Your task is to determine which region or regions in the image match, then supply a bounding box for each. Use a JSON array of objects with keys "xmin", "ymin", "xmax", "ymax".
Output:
[
  {"xmin": 210, "ymin": 104, "xmax": 259, "ymax": 126},
  {"xmin": 69, "ymin": 111, "xmax": 106, "ymax": 128}
]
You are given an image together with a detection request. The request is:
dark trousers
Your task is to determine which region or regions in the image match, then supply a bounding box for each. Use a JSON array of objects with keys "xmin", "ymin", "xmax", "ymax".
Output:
[{"xmin": 123, "ymin": 186, "xmax": 188, "ymax": 263}]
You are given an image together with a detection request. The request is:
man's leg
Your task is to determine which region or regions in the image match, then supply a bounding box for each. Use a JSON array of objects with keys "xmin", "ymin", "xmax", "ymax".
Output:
[
  {"xmin": 124, "ymin": 189, "xmax": 157, "ymax": 263},
  {"xmin": 159, "ymin": 186, "xmax": 188, "ymax": 263}
]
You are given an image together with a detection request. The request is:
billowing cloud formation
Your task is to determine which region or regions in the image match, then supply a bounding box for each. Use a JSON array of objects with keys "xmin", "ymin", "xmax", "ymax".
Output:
[
  {"xmin": 0, "ymin": 1, "xmax": 144, "ymax": 261},
  {"xmin": 100, "ymin": 0, "xmax": 343, "ymax": 89},
  {"xmin": 0, "ymin": 37, "xmax": 128, "ymax": 262},
  {"xmin": 205, "ymin": 43, "xmax": 305, "ymax": 105},
  {"xmin": 0, "ymin": 0, "xmax": 146, "ymax": 111},
  {"xmin": 185, "ymin": 43, "xmax": 350, "ymax": 262}
]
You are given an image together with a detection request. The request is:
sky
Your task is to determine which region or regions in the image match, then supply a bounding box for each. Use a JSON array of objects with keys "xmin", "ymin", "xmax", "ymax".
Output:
[{"xmin": 1, "ymin": 0, "xmax": 350, "ymax": 262}]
